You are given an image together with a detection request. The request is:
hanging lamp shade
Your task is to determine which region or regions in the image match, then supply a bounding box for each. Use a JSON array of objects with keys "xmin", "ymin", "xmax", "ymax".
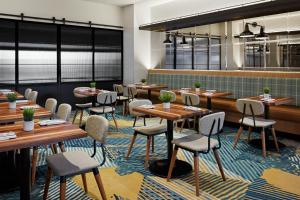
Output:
[
  {"xmin": 163, "ymin": 33, "xmax": 172, "ymax": 44},
  {"xmin": 255, "ymin": 26, "xmax": 268, "ymax": 40},
  {"xmin": 240, "ymin": 24, "xmax": 254, "ymax": 38},
  {"xmin": 180, "ymin": 35, "xmax": 188, "ymax": 45}
]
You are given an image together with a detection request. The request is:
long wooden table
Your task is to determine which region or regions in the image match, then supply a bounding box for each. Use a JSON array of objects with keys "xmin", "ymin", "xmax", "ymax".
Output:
[
  {"xmin": 0, "ymin": 101, "xmax": 52, "ymax": 123},
  {"xmin": 173, "ymin": 89, "xmax": 232, "ymax": 109},
  {"xmin": 130, "ymin": 84, "xmax": 168, "ymax": 100},
  {"xmin": 133, "ymin": 103, "xmax": 210, "ymax": 177},
  {"xmin": 0, "ymin": 90, "xmax": 24, "ymax": 101},
  {"xmin": 0, "ymin": 123, "xmax": 87, "ymax": 200}
]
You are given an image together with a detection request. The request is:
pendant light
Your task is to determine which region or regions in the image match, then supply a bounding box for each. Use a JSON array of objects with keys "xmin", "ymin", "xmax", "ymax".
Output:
[
  {"xmin": 163, "ymin": 33, "xmax": 172, "ymax": 44},
  {"xmin": 240, "ymin": 24, "xmax": 254, "ymax": 38},
  {"xmin": 255, "ymin": 26, "xmax": 268, "ymax": 40},
  {"xmin": 180, "ymin": 35, "xmax": 188, "ymax": 45}
]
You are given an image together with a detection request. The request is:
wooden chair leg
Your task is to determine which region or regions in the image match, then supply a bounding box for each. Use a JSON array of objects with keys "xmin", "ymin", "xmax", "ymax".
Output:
[
  {"xmin": 58, "ymin": 142, "xmax": 65, "ymax": 152},
  {"xmin": 167, "ymin": 146, "xmax": 178, "ymax": 181},
  {"xmin": 79, "ymin": 110, "xmax": 84, "ymax": 126},
  {"xmin": 233, "ymin": 126, "xmax": 243, "ymax": 149},
  {"xmin": 43, "ymin": 167, "xmax": 52, "ymax": 200},
  {"xmin": 187, "ymin": 119, "xmax": 191, "ymax": 128},
  {"xmin": 145, "ymin": 136, "xmax": 151, "ymax": 169},
  {"xmin": 72, "ymin": 110, "xmax": 78, "ymax": 124},
  {"xmin": 194, "ymin": 154, "xmax": 200, "ymax": 197},
  {"xmin": 126, "ymin": 133, "xmax": 137, "ymax": 159},
  {"xmin": 261, "ymin": 129, "xmax": 267, "ymax": 158},
  {"xmin": 151, "ymin": 136, "xmax": 155, "ymax": 153},
  {"xmin": 143, "ymin": 116, "xmax": 146, "ymax": 126},
  {"xmin": 81, "ymin": 173, "xmax": 88, "ymax": 193},
  {"xmin": 271, "ymin": 128, "xmax": 280, "ymax": 152},
  {"xmin": 193, "ymin": 116, "xmax": 197, "ymax": 130},
  {"xmin": 122, "ymin": 101, "xmax": 126, "ymax": 116},
  {"xmin": 112, "ymin": 113, "xmax": 119, "ymax": 131},
  {"xmin": 159, "ymin": 118, "xmax": 163, "ymax": 124},
  {"xmin": 133, "ymin": 116, "xmax": 137, "ymax": 127},
  {"xmin": 51, "ymin": 144, "xmax": 58, "ymax": 154},
  {"xmin": 60, "ymin": 176, "xmax": 66, "ymax": 200},
  {"xmin": 31, "ymin": 146, "xmax": 39, "ymax": 186},
  {"xmin": 247, "ymin": 126, "xmax": 253, "ymax": 143},
  {"xmin": 180, "ymin": 119, "xmax": 186, "ymax": 133},
  {"xmin": 93, "ymin": 168, "xmax": 107, "ymax": 200},
  {"xmin": 212, "ymin": 149, "xmax": 226, "ymax": 181}
]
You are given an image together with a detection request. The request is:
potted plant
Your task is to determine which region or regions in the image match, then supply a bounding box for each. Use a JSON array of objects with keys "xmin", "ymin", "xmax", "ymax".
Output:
[
  {"xmin": 194, "ymin": 82, "xmax": 201, "ymax": 92},
  {"xmin": 6, "ymin": 92, "xmax": 17, "ymax": 109},
  {"xmin": 23, "ymin": 108, "xmax": 35, "ymax": 132},
  {"xmin": 159, "ymin": 92, "xmax": 172, "ymax": 109},
  {"xmin": 141, "ymin": 78, "xmax": 147, "ymax": 85},
  {"xmin": 90, "ymin": 82, "xmax": 96, "ymax": 92},
  {"xmin": 263, "ymin": 87, "xmax": 270, "ymax": 99}
]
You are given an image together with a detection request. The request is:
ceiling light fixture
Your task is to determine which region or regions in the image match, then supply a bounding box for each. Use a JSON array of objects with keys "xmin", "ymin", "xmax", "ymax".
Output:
[
  {"xmin": 163, "ymin": 33, "xmax": 172, "ymax": 44},
  {"xmin": 180, "ymin": 35, "xmax": 188, "ymax": 45},
  {"xmin": 255, "ymin": 26, "xmax": 268, "ymax": 40},
  {"xmin": 240, "ymin": 24, "xmax": 254, "ymax": 38}
]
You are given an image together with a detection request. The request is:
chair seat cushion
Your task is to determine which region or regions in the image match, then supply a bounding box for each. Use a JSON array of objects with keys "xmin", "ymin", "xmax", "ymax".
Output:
[
  {"xmin": 239, "ymin": 117, "xmax": 275, "ymax": 127},
  {"xmin": 134, "ymin": 124, "xmax": 167, "ymax": 135},
  {"xmin": 75, "ymin": 103, "xmax": 92, "ymax": 109},
  {"xmin": 89, "ymin": 106, "xmax": 115, "ymax": 113},
  {"xmin": 172, "ymin": 134, "xmax": 219, "ymax": 152},
  {"xmin": 46, "ymin": 151, "xmax": 98, "ymax": 177}
]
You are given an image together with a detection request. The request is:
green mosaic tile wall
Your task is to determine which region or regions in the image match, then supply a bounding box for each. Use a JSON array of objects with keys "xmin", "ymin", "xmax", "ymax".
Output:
[{"xmin": 148, "ymin": 73, "xmax": 300, "ymax": 106}]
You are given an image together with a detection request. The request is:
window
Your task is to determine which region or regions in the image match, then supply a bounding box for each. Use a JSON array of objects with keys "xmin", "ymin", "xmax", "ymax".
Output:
[
  {"xmin": 176, "ymin": 37, "xmax": 192, "ymax": 69},
  {"xmin": 164, "ymin": 37, "xmax": 175, "ymax": 69},
  {"xmin": 0, "ymin": 20, "xmax": 15, "ymax": 84},
  {"xmin": 94, "ymin": 29, "xmax": 122, "ymax": 81},
  {"xmin": 210, "ymin": 38, "xmax": 221, "ymax": 70},
  {"xmin": 194, "ymin": 37, "xmax": 208, "ymax": 70},
  {"xmin": 61, "ymin": 26, "xmax": 93, "ymax": 82},
  {"xmin": 18, "ymin": 22, "xmax": 57, "ymax": 83}
]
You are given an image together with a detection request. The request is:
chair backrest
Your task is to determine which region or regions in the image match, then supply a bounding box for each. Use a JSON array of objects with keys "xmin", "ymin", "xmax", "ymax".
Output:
[
  {"xmin": 199, "ymin": 112, "xmax": 225, "ymax": 136},
  {"xmin": 28, "ymin": 91, "xmax": 38, "ymax": 103},
  {"xmin": 97, "ymin": 91, "xmax": 117, "ymax": 105},
  {"xmin": 236, "ymin": 99, "xmax": 264, "ymax": 116},
  {"xmin": 181, "ymin": 93, "xmax": 200, "ymax": 106},
  {"xmin": 45, "ymin": 98, "xmax": 57, "ymax": 115},
  {"xmin": 129, "ymin": 99, "xmax": 152, "ymax": 117},
  {"xmin": 124, "ymin": 86, "xmax": 137, "ymax": 99},
  {"xmin": 85, "ymin": 115, "xmax": 108, "ymax": 144},
  {"xmin": 24, "ymin": 88, "xmax": 32, "ymax": 100},
  {"xmin": 113, "ymin": 84, "xmax": 124, "ymax": 94},
  {"xmin": 56, "ymin": 103, "xmax": 72, "ymax": 121},
  {"xmin": 160, "ymin": 90, "xmax": 176, "ymax": 102},
  {"xmin": 73, "ymin": 87, "xmax": 90, "ymax": 98}
]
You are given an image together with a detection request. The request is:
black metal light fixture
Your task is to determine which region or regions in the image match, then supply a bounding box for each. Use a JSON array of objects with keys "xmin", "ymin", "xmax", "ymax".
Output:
[
  {"xmin": 255, "ymin": 26, "xmax": 268, "ymax": 40},
  {"xmin": 240, "ymin": 24, "xmax": 254, "ymax": 38},
  {"xmin": 180, "ymin": 35, "xmax": 188, "ymax": 45},
  {"xmin": 163, "ymin": 33, "xmax": 172, "ymax": 44}
]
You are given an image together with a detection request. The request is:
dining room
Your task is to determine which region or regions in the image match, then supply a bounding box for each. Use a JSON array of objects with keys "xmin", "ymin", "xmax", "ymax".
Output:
[{"xmin": 0, "ymin": 0, "xmax": 300, "ymax": 200}]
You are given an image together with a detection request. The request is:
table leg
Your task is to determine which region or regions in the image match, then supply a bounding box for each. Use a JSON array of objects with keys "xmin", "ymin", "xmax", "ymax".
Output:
[
  {"xmin": 149, "ymin": 120, "xmax": 192, "ymax": 177},
  {"xmin": 0, "ymin": 151, "xmax": 19, "ymax": 193},
  {"xmin": 147, "ymin": 90, "xmax": 151, "ymax": 100},
  {"xmin": 92, "ymin": 96, "xmax": 97, "ymax": 107},
  {"xmin": 20, "ymin": 148, "xmax": 31, "ymax": 200},
  {"xmin": 207, "ymin": 97, "xmax": 212, "ymax": 110}
]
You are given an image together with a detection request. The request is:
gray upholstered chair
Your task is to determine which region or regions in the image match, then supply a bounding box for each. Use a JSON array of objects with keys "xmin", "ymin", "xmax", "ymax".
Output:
[
  {"xmin": 45, "ymin": 98, "xmax": 57, "ymax": 116},
  {"xmin": 167, "ymin": 112, "xmax": 226, "ymax": 197},
  {"xmin": 113, "ymin": 84, "xmax": 129, "ymax": 116},
  {"xmin": 72, "ymin": 87, "xmax": 92, "ymax": 126},
  {"xmin": 124, "ymin": 86, "xmax": 138, "ymax": 102},
  {"xmin": 43, "ymin": 115, "xmax": 108, "ymax": 200},
  {"xmin": 24, "ymin": 88, "xmax": 32, "ymax": 100},
  {"xmin": 126, "ymin": 99, "xmax": 167, "ymax": 168},
  {"xmin": 129, "ymin": 99, "xmax": 151, "ymax": 127},
  {"xmin": 28, "ymin": 91, "xmax": 38, "ymax": 103},
  {"xmin": 89, "ymin": 91, "xmax": 119, "ymax": 130},
  {"xmin": 233, "ymin": 99, "xmax": 279, "ymax": 158},
  {"xmin": 180, "ymin": 92, "xmax": 200, "ymax": 132},
  {"xmin": 56, "ymin": 103, "xmax": 72, "ymax": 121}
]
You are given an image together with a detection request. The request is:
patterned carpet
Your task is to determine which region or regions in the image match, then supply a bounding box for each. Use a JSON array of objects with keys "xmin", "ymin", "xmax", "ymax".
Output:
[{"xmin": 1, "ymin": 107, "xmax": 300, "ymax": 200}]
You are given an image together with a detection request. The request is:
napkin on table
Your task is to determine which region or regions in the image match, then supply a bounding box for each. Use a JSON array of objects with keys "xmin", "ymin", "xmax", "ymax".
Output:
[
  {"xmin": 0, "ymin": 132, "xmax": 17, "ymax": 141},
  {"xmin": 39, "ymin": 119, "xmax": 66, "ymax": 126}
]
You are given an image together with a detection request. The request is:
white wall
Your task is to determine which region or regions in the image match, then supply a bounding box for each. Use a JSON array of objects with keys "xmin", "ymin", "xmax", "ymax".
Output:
[{"xmin": 0, "ymin": 0, "xmax": 123, "ymax": 26}]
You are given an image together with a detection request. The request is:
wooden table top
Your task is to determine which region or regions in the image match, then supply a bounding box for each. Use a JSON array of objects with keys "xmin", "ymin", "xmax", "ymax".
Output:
[
  {"xmin": 74, "ymin": 88, "xmax": 104, "ymax": 97},
  {"xmin": 248, "ymin": 96, "xmax": 293, "ymax": 106},
  {"xmin": 0, "ymin": 102, "xmax": 52, "ymax": 123},
  {"xmin": 125, "ymin": 84, "xmax": 168, "ymax": 90},
  {"xmin": 173, "ymin": 89, "xmax": 232, "ymax": 98},
  {"xmin": 133, "ymin": 103, "xmax": 210, "ymax": 121},
  {"xmin": 0, "ymin": 90, "xmax": 24, "ymax": 101},
  {"xmin": 0, "ymin": 123, "xmax": 87, "ymax": 152}
]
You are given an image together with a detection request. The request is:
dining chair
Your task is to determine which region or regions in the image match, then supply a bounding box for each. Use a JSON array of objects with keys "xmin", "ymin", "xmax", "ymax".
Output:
[
  {"xmin": 72, "ymin": 87, "xmax": 92, "ymax": 126},
  {"xmin": 31, "ymin": 103, "xmax": 72, "ymax": 186},
  {"xmin": 159, "ymin": 90, "xmax": 177, "ymax": 124},
  {"xmin": 180, "ymin": 92, "xmax": 200, "ymax": 132},
  {"xmin": 28, "ymin": 91, "xmax": 38, "ymax": 103},
  {"xmin": 126, "ymin": 99, "xmax": 167, "ymax": 168},
  {"xmin": 233, "ymin": 99, "xmax": 279, "ymax": 158},
  {"xmin": 89, "ymin": 91, "xmax": 119, "ymax": 131},
  {"xmin": 24, "ymin": 88, "xmax": 32, "ymax": 100},
  {"xmin": 113, "ymin": 84, "xmax": 129, "ymax": 116},
  {"xmin": 124, "ymin": 86, "xmax": 138, "ymax": 102},
  {"xmin": 167, "ymin": 112, "xmax": 226, "ymax": 197},
  {"xmin": 45, "ymin": 98, "xmax": 57, "ymax": 116}
]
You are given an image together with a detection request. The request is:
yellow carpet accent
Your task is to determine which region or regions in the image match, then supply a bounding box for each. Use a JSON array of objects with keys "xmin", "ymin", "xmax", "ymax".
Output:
[
  {"xmin": 261, "ymin": 168, "xmax": 300, "ymax": 195},
  {"xmin": 73, "ymin": 167, "xmax": 144, "ymax": 200}
]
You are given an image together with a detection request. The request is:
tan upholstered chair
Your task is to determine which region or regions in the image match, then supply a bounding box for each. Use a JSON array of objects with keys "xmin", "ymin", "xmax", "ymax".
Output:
[
  {"xmin": 28, "ymin": 91, "xmax": 38, "ymax": 103},
  {"xmin": 233, "ymin": 99, "xmax": 279, "ymax": 158},
  {"xmin": 72, "ymin": 87, "xmax": 92, "ymax": 126},
  {"xmin": 24, "ymin": 88, "xmax": 32, "ymax": 100},
  {"xmin": 89, "ymin": 91, "xmax": 119, "ymax": 130},
  {"xmin": 180, "ymin": 92, "xmax": 200, "ymax": 132},
  {"xmin": 43, "ymin": 115, "xmax": 108, "ymax": 200},
  {"xmin": 167, "ymin": 112, "xmax": 226, "ymax": 196},
  {"xmin": 129, "ymin": 99, "xmax": 151, "ymax": 127},
  {"xmin": 126, "ymin": 99, "xmax": 167, "ymax": 168},
  {"xmin": 57, "ymin": 103, "xmax": 72, "ymax": 121},
  {"xmin": 124, "ymin": 86, "xmax": 138, "ymax": 102},
  {"xmin": 113, "ymin": 84, "xmax": 129, "ymax": 115},
  {"xmin": 45, "ymin": 98, "xmax": 57, "ymax": 116}
]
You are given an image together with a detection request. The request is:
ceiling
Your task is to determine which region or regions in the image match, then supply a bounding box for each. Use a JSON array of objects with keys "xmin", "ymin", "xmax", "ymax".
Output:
[{"xmin": 81, "ymin": 0, "xmax": 149, "ymax": 6}]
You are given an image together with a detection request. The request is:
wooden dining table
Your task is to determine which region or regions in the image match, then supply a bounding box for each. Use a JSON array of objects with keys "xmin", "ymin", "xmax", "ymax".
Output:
[
  {"xmin": 0, "ymin": 90, "xmax": 24, "ymax": 101},
  {"xmin": 0, "ymin": 122, "xmax": 87, "ymax": 200},
  {"xmin": 133, "ymin": 84, "xmax": 168, "ymax": 100},
  {"xmin": 74, "ymin": 88, "xmax": 104, "ymax": 106},
  {"xmin": 174, "ymin": 89, "xmax": 232, "ymax": 110},
  {"xmin": 133, "ymin": 103, "xmax": 210, "ymax": 177}
]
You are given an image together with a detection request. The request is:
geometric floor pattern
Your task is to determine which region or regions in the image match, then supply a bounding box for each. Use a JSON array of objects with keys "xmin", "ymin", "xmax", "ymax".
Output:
[{"xmin": 1, "ymin": 107, "xmax": 300, "ymax": 200}]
